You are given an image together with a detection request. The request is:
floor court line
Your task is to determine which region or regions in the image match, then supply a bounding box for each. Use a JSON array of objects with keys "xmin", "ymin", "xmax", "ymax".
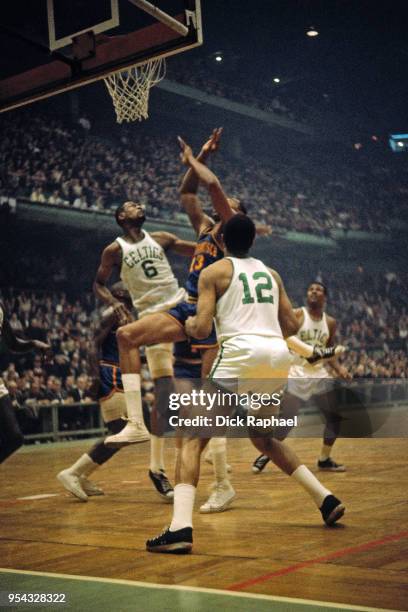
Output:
[
  {"xmin": 0, "ymin": 568, "xmax": 398, "ymax": 612},
  {"xmin": 227, "ymin": 529, "xmax": 408, "ymax": 591}
]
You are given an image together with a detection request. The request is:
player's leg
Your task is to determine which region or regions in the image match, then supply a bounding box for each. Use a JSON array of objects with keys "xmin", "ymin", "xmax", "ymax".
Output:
[
  {"xmin": 146, "ymin": 344, "xmax": 175, "ymax": 501},
  {"xmin": 200, "ymin": 345, "xmax": 235, "ymax": 513},
  {"xmin": 146, "ymin": 436, "xmax": 209, "ymax": 553},
  {"xmin": 0, "ymin": 394, "xmax": 24, "ymax": 464},
  {"xmin": 57, "ymin": 393, "xmax": 126, "ymax": 501},
  {"xmin": 315, "ymin": 389, "xmax": 346, "ymax": 472},
  {"xmin": 106, "ymin": 314, "xmax": 186, "ymax": 447},
  {"xmin": 251, "ymin": 434, "xmax": 345, "ymax": 525},
  {"xmin": 252, "ymin": 391, "xmax": 302, "ymax": 473}
]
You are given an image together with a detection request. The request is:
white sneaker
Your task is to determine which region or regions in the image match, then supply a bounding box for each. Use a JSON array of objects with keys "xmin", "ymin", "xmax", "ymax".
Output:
[
  {"xmin": 104, "ymin": 421, "xmax": 150, "ymax": 448},
  {"xmin": 80, "ymin": 477, "xmax": 104, "ymax": 496},
  {"xmin": 204, "ymin": 452, "xmax": 232, "ymax": 473},
  {"xmin": 57, "ymin": 469, "xmax": 88, "ymax": 502},
  {"xmin": 199, "ymin": 481, "xmax": 236, "ymax": 513}
]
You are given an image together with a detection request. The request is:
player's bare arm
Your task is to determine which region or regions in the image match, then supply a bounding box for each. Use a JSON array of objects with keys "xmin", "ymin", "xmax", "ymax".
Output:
[
  {"xmin": 151, "ymin": 231, "xmax": 196, "ymax": 257},
  {"xmin": 185, "ymin": 259, "xmax": 231, "ymax": 339},
  {"xmin": 178, "ymin": 136, "xmax": 235, "ymax": 224},
  {"xmin": 1, "ymin": 306, "xmax": 50, "ymax": 354},
  {"xmin": 269, "ymin": 269, "xmax": 300, "ymax": 338},
  {"xmin": 93, "ymin": 242, "xmax": 130, "ymax": 325},
  {"xmin": 326, "ymin": 316, "xmax": 352, "ymax": 380},
  {"xmin": 179, "ymin": 128, "xmax": 223, "ymax": 235}
]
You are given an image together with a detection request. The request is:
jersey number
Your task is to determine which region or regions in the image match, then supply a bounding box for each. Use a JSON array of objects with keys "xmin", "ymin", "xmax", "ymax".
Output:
[
  {"xmin": 238, "ymin": 272, "xmax": 274, "ymax": 304},
  {"xmin": 142, "ymin": 260, "xmax": 158, "ymax": 278}
]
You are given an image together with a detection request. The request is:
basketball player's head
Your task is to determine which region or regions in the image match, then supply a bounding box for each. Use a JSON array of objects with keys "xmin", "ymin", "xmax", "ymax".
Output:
[
  {"xmin": 306, "ymin": 282, "xmax": 327, "ymax": 309},
  {"xmin": 111, "ymin": 282, "xmax": 132, "ymax": 310},
  {"xmin": 115, "ymin": 201, "xmax": 146, "ymax": 229},
  {"xmin": 212, "ymin": 198, "xmax": 247, "ymax": 223},
  {"xmin": 223, "ymin": 214, "xmax": 256, "ymax": 257}
]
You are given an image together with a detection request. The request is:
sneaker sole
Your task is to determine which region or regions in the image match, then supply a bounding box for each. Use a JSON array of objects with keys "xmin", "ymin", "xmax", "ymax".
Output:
[
  {"xmin": 199, "ymin": 492, "xmax": 236, "ymax": 514},
  {"xmin": 324, "ymin": 503, "xmax": 345, "ymax": 526},
  {"xmin": 146, "ymin": 542, "xmax": 192, "ymax": 554},
  {"xmin": 57, "ymin": 474, "xmax": 88, "ymax": 502}
]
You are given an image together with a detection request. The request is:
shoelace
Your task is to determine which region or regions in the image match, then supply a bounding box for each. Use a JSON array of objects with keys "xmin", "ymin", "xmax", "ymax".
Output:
[{"xmin": 158, "ymin": 473, "xmax": 173, "ymax": 494}]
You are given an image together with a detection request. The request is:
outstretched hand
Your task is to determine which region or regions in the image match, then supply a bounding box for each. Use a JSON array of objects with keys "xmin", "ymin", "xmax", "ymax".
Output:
[
  {"xmin": 178, "ymin": 136, "xmax": 194, "ymax": 165},
  {"xmin": 201, "ymin": 127, "xmax": 223, "ymax": 157}
]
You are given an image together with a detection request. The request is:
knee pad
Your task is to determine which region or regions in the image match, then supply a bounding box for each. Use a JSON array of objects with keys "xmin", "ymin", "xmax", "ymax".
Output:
[
  {"xmin": 145, "ymin": 343, "xmax": 174, "ymax": 379},
  {"xmin": 100, "ymin": 392, "xmax": 127, "ymax": 423}
]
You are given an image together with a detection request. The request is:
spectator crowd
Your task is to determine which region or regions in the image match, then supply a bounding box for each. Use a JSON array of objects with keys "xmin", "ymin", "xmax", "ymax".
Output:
[{"xmin": 1, "ymin": 112, "xmax": 407, "ymax": 236}]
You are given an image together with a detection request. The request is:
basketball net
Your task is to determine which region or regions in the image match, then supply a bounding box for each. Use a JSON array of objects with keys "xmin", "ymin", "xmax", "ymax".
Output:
[{"xmin": 104, "ymin": 57, "xmax": 166, "ymax": 123}]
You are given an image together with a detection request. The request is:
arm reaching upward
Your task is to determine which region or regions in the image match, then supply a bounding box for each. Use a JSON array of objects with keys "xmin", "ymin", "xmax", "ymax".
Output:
[
  {"xmin": 178, "ymin": 136, "xmax": 235, "ymax": 225},
  {"xmin": 179, "ymin": 128, "xmax": 223, "ymax": 235}
]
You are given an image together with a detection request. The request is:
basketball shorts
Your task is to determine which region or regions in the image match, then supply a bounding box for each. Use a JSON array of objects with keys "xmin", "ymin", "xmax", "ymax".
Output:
[
  {"xmin": 174, "ymin": 361, "xmax": 202, "ymax": 379},
  {"xmin": 167, "ymin": 300, "xmax": 218, "ymax": 349},
  {"xmin": 287, "ymin": 364, "xmax": 335, "ymax": 401},
  {"xmin": 210, "ymin": 335, "xmax": 291, "ymax": 395},
  {"xmin": 99, "ymin": 362, "xmax": 123, "ymax": 400}
]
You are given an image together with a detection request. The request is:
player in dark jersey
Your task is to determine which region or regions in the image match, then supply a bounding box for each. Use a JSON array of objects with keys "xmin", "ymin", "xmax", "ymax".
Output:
[
  {"xmin": 0, "ymin": 301, "xmax": 50, "ymax": 465},
  {"xmin": 57, "ymin": 284, "xmax": 173, "ymax": 501}
]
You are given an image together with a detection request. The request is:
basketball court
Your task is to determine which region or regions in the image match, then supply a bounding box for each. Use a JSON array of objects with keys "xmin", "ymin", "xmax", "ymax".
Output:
[
  {"xmin": 0, "ymin": 435, "xmax": 407, "ymax": 611},
  {"xmin": 0, "ymin": 2, "xmax": 407, "ymax": 611}
]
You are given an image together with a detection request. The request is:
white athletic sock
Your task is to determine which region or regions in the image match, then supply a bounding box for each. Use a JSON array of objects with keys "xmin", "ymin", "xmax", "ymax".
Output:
[
  {"xmin": 68, "ymin": 454, "xmax": 98, "ymax": 477},
  {"xmin": 169, "ymin": 484, "xmax": 195, "ymax": 531},
  {"xmin": 319, "ymin": 444, "xmax": 333, "ymax": 462},
  {"xmin": 291, "ymin": 465, "xmax": 331, "ymax": 507},
  {"xmin": 210, "ymin": 438, "xmax": 229, "ymax": 484},
  {"xmin": 122, "ymin": 373, "xmax": 143, "ymax": 423},
  {"xmin": 150, "ymin": 435, "xmax": 165, "ymax": 473}
]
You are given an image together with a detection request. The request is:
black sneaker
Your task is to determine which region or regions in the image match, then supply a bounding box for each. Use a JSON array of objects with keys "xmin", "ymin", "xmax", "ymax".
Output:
[
  {"xmin": 320, "ymin": 495, "xmax": 345, "ymax": 526},
  {"xmin": 149, "ymin": 470, "xmax": 174, "ymax": 501},
  {"xmin": 146, "ymin": 527, "xmax": 193, "ymax": 553},
  {"xmin": 318, "ymin": 458, "xmax": 346, "ymax": 472},
  {"xmin": 252, "ymin": 455, "xmax": 270, "ymax": 473}
]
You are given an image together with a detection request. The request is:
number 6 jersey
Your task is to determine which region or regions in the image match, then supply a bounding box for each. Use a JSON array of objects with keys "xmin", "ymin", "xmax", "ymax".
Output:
[
  {"xmin": 116, "ymin": 233, "xmax": 185, "ymax": 317},
  {"xmin": 215, "ymin": 257, "xmax": 282, "ymax": 343}
]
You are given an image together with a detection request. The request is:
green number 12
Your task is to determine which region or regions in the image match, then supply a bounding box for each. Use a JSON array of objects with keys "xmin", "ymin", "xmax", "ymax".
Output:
[{"xmin": 238, "ymin": 272, "xmax": 274, "ymax": 304}]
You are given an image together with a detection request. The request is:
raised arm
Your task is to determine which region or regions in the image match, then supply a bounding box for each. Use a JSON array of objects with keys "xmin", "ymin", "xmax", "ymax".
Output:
[
  {"xmin": 93, "ymin": 242, "xmax": 130, "ymax": 326},
  {"xmin": 179, "ymin": 128, "xmax": 222, "ymax": 235},
  {"xmin": 178, "ymin": 136, "xmax": 235, "ymax": 225},
  {"xmin": 185, "ymin": 267, "xmax": 217, "ymax": 339},
  {"xmin": 151, "ymin": 231, "xmax": 196, "ymax": 258},
  {"xmin": 269, "ymin": 270, "xmax": 300, "ymax": 338}
]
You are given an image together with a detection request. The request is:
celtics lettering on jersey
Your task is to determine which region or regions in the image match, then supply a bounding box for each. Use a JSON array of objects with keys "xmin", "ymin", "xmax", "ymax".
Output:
[
  {"xmin": 123, "ymin": 244, "xmax": 164, "ymax": 276},
  {"xmin": 298, "ymin": 307, "xmax": 329, "ymax": 348},
  {"xmin": 117, "ymin": 233, "xmax": 185, "ymax": 317}
]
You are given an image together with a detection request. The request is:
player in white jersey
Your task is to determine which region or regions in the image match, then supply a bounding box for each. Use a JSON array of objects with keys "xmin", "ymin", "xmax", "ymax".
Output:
[
  {"xmin": 252, "ymin": 282, "xmax": 351, "ymax": 475},
  {"xmin": 0, "ymin": 302, "xmax": 50, "ymax": 464},
  {"xmin": 93, "ymin": 201, "xmax": 195, "ymax": 497},
  {"xmin": 146, "ymin": 215, "xmax": 345, "ymax": 553}
]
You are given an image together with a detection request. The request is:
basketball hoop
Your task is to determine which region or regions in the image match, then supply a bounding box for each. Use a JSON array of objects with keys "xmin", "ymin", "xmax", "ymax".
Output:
[{"xmin": 104, "ymin": 57, "xmax": 166, "ymax": 123}]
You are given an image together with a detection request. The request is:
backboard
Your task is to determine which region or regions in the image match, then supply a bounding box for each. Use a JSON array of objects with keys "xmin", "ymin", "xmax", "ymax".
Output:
[{"xmin": 0, "ymin": 0, "xmax": 202, "ymax": 113}]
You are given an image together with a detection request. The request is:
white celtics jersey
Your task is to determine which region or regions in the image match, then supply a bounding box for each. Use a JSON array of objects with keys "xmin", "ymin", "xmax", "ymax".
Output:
[
  {"xmin": 0, "ymin": 306, "xmax": 8, "ymax": 398},
  {"xmin": 290, "ymin": 306, "xmax": 330, "ymax": 377},
  {"xmin": 215, "ymin": 257, "xmax": 282, "ymax": 343},
  {"xmin": 117, "ymin": 233, "xmax": 185, "ymax": 316}
]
